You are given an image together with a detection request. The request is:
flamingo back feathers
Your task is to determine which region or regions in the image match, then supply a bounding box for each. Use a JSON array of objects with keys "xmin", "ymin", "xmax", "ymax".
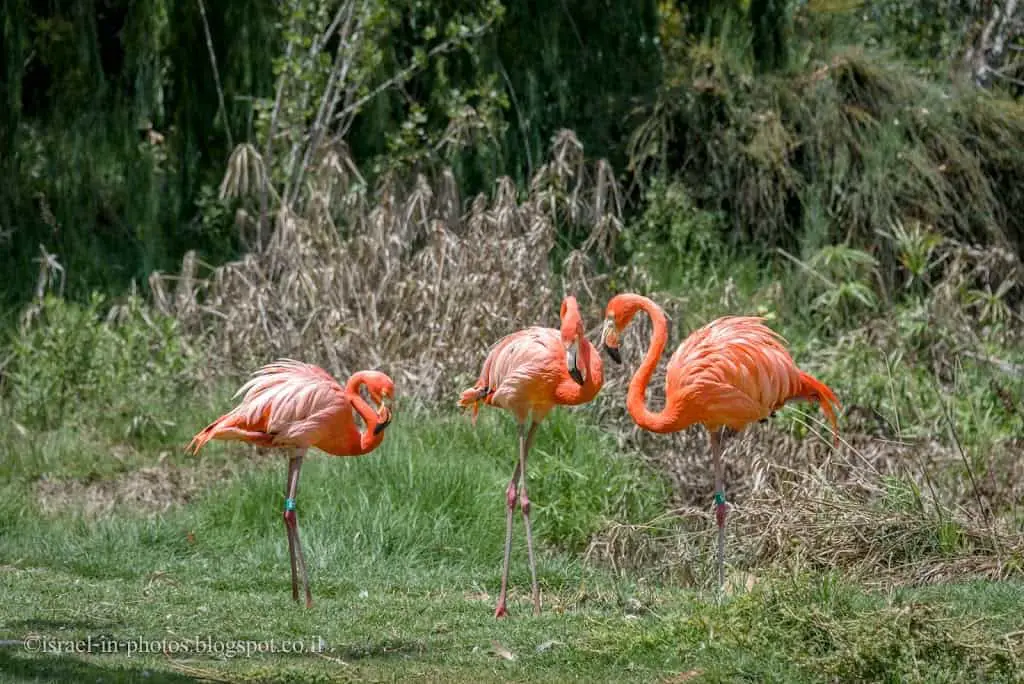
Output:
[
  {"xmin": 666, "ymin": 317, "xmax": 840, "ymax": 442},
  {"xmin": 458, "ymin": 327, "xmax": 563, "ymax": 423},
  {"xmin": 186, "ymin": 359, "xmax": 349, "ymax": 454}
]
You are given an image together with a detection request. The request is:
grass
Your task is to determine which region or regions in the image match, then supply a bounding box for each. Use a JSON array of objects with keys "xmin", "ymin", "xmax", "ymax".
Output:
[
  {"xmin": 2, "ymin": 163, "xmax": 1023, "ymax": 680},
  {"xmin": 3, "ymin": 563, "xmax": 1022, "ymax": 683},
  {"xmin": 1, "ymin": 394, "xmax": 1023, "ymax": 682}
]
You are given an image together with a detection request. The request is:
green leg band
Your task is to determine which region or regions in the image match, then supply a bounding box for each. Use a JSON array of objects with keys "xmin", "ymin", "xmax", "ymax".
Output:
[
  {"xmin": 284, "ymin": 497, "xmax": 297, "ymax": 512},
  {"xmin": 714, "ymin": 491, "xmax": 726, "ymax": 506}
]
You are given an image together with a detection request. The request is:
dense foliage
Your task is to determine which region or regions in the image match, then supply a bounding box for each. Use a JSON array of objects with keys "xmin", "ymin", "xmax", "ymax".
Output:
[{"xmin": 3, "ymin": 0, "xmax": 1021, "ymax": 314}]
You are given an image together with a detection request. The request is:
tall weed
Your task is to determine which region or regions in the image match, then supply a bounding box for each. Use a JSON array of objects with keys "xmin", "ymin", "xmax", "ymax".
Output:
[{"xmin": 3, "ymin": 293, "xmax": 197, "ymax": 444}]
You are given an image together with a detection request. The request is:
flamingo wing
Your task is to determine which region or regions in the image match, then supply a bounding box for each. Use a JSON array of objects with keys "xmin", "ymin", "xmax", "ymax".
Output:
[
  {"xmin": 666, "ymin": 317, "xmax": 802, "ymax": 430},
  {"xmin": 187, "ymin": 359, "xmax": 353, "ymax": 453}
]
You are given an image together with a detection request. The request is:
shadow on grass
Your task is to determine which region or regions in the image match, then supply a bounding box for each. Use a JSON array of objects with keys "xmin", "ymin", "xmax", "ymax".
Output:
[
  {"xmin": 0, "ymin": 651, "xmax": 205, "ymax": 684},
  {"xmin": 4, "ymin": 618, "xmax": 122, "ymax": 632},
  {"xmin": 334, "ymin": 638, "xmax": 429, "ymax": 661}
]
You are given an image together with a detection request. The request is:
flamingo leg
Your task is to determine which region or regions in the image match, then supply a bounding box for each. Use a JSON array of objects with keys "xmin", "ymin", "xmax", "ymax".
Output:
[
  {"xmin": 284, "ymin": 454, "xmax": 300, "ymax": 602},
  {"xmin": 494, "ymin": 423, "xmax": 525, "ymax": 619},
  {"xmin": 709, "ymin": 428, "xmax": 727, "ymax": 592},
  {"xmin": 519, "ymin": 420, "xmax": 542, "ymax": 616},
  {"xmin": 283, "ymin": 448, "xmax": 314, "ymax": 609}
]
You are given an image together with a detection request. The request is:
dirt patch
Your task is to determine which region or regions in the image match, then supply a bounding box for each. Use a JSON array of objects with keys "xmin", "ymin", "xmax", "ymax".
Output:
[
  {"xmin": 34, "ymin": 448, "xmax": 280, "ymax": 517},
  {"xmin": 36, "ymin": 465, "xmax": 205, "ymax": 517}
]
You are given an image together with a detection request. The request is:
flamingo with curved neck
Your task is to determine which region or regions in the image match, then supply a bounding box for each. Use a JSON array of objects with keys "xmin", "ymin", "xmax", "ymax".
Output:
[
  {"xmin": 600, "ymin": 293, "xmax": 840, "ymax": 590},
  {"xmin": 187, "ymin": 360, "xmax": 395, "ymax": 608},
  {"xmin": 458, "ymin": 294, "xmax": 607, "ymax": 617}
]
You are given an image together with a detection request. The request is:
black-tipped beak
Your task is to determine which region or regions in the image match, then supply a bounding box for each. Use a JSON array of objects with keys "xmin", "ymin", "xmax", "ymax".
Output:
[
  {"xmin": 566, "ymin": 345, "xmax": 585, "ymax": 386},
  {"xmin": 374, "ymin": 399, "xmax": 392, "ymax": 435},
  {"xmin": 604, "ymin": 344, "xmax": 622, "ymax": 364}
]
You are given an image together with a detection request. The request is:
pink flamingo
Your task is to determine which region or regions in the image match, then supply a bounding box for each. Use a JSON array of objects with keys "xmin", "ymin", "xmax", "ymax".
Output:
[
  {"xmin": 600, "ymin": 293, "xmax": 840, "ymax": 589},
  {"xmin": 187, "ymin": 359, "xmax": 394, "ymax": 607},
  {"xmin": 458, "ymin": 296, "xmax": 608, "ymax": 617}
]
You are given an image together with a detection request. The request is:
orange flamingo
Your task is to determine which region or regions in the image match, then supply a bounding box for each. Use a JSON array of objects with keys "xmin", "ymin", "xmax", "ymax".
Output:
[
  {"xmin": 186, "ymin": 359, "xmax": 394, "ymax": 608},
  {"xmin": 600, "ymin": 294, "xmax": 839, "ymax": 590},
  {"xmin": 458, "ymin": 295, "xmax": 608, "ymax": 617}
]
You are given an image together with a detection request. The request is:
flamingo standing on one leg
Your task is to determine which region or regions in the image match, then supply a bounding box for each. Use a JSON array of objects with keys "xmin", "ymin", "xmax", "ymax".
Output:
[
  {"xmin": 186, "ymin": 359, "xmax": 395, "ymax": 608},
  {"xmin": 599, "ymin": 294, "xmax": 840, "ymax": 591},
  {"xmin": 458, "ymin": 295, "xmax": 609, "ymax": 618}
]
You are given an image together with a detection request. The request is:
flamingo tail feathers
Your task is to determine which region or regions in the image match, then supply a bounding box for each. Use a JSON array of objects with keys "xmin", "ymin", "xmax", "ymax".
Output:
[
  {"xmin": 185, "ymin": 417, "xmax": 224, "ymax": 455},
  {"xmin": 457, "ymin": 385, "xmax": 494, "ymax": 425},
  {"xmin": 792, "ymin": 370, "xmax": 841, "ymax": 447},
  {"xmin": 185, "ymin": 414, "xmax": 275, "ymax": 454}
]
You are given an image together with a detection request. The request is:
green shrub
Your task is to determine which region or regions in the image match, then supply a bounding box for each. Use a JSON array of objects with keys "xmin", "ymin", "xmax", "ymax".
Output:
[
  {"xmin": 3, "ymin": 293, "xmax": 197, "ymax": 444},
  {"xmin": 621, "ymin": 177, "xmax": 729, "ymax": 284}
]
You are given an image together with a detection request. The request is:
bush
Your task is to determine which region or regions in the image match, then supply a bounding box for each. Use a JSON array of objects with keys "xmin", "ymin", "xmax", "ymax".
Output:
[
  {"xmin": 620, "ymin": 178, "xmax": 729, "ymax": 284},
  {"xmin": 629, "ymin": 46, "xmax": 1024, "ymax": 271},
  {"xmin": 2, "ymin": 293, "xmax": 197, "ymax": 443}
]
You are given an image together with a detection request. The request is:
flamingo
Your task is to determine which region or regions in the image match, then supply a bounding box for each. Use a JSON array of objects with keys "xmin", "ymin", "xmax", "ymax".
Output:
[
  {"xmin": 458, "ymin": 295, "xmax": 608, "ymax": 617},
  {"xmin": 599, "ymin": 293, "xmax": 839, "ymax": 591},
  {"xmin": 186, "ymin": 359, "xmax": 395, "ymax": 608}
]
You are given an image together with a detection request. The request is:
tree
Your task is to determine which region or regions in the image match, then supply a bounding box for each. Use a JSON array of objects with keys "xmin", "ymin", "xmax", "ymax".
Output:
[{"xmin": 963, "ymin": 0, "xmax": 1024, "ymax": 91}]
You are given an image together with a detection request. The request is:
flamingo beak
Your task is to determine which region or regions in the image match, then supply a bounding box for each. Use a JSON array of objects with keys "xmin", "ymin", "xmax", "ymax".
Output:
[
  {"xmin": 373, "ymin": 396, "xmax": 392, "ymax": 435},
  {"xmin": 600, "ymin": 320, "xmax": 622, "ymax": 364},
  {"xmin": 605, "ymin": 345, "xmax": 622, "ymax": 364},
  {"xmin": 566, "ymin": 341, "xmax": 585, "ymax": 386}
]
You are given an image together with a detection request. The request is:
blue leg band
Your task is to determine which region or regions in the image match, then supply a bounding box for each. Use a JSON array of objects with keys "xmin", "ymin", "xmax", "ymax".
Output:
[{"xmin": 284, "ymin": 497, "xmax": 297, "ymax": 512}]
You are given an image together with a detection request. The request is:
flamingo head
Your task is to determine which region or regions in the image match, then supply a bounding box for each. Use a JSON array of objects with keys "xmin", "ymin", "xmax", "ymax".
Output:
[
  {"xmin": 600, "ymin": 295, "xmax": 640, "ymax": 365},
  {"xmin": 360, "ymin": 371, "xmax": 395, "ymax": 435}
]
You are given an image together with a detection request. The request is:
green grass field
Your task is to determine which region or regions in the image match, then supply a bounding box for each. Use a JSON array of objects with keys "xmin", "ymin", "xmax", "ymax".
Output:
[{"xmin": 2, "ymin": 398, "xmax": 1022, "ymax": 683}]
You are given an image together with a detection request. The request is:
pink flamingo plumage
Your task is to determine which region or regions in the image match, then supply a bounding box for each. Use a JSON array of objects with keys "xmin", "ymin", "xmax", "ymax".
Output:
[
  {"xmin": 458, "ymin": 295, "xmax": 608, "ymax": 617},
  {"xmin": 600, "ymin": 294, "xmax": 840, "ymax": 590},
  {"xmin": 187, "ymin": 359, "xmax": 394, "ymax": 607}
]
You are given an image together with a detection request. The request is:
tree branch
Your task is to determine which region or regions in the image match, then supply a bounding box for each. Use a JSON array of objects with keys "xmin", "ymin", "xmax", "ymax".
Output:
[
  {"xmin": 333, "ymin": 19, "xmax": 498, "ymax": 136},
  {"xmin": 968, "ymin": 0, "xmax": 1023, "ymax": 88},
  {"xmin": 259, "ymin": 11, "xmax": 299, "ymax": 250},
  {"xmin": 284, "ymin": 0, "xmax": 363, "ymax": 209},
  {"xmin": 197, "ymin": 0, "xmax": 233, "ymax": 149}
]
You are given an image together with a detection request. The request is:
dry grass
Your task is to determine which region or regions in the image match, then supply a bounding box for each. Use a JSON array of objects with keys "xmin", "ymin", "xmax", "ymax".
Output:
[
  {"xmin": 34, "ymin": 448, "xmax": 280, "ymax": 518},
  {"xmin": 150, "ymin": 130, "xmax": 622, "ymax": 402},
  {"xmin": 585, "ymin": 422, "xmax": 1024, "ymax": 588}
]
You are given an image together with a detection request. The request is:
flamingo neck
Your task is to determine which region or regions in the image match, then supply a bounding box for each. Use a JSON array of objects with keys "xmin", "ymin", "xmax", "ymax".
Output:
[
  {"xmin": 624, "ymin": 296, "xmax": 685, "ymax": 433},
  {"xmin": 345, "ymin": 373, "xmax": 385, "ymax": 454},
  {"xmin": 582, "ymin": 337, "xmax": 604, "ymax": 391}
]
